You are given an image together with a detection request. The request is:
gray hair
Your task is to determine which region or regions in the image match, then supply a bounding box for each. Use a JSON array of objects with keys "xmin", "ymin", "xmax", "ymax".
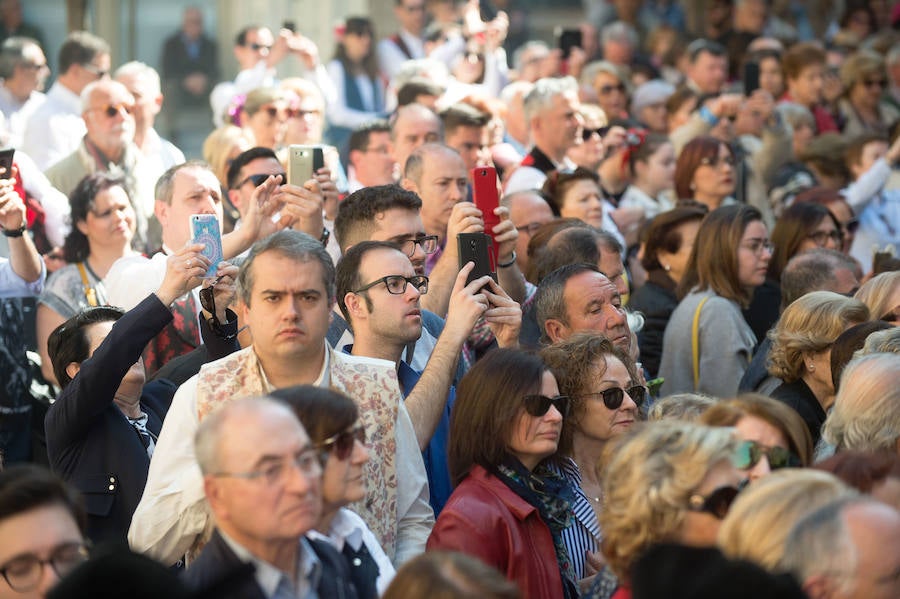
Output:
[
  {"xmin": 648, "ymin": 393, "xmax": 716, "ymax": 422},
  {"xmin": 500, "ymin": 80, "xmax": 534, "ymax": 106},
  {"xmin": 0, "ymin": 36, "xmax": 40, "ymax": 79},
  {"xmin": 776, "ymin": 102, "xmax": 815, "ymax": 131},
  {"xmin": 512, "ymin": 40, "xmax": 550, "ymax": 72},
  {"xmin": 523, "ymin": 76, "xmax": 578, "ymax": 125},
  {"xmin": 600, "ymin": 21, "xmax": 638, "ymax": 49},
  {"xmin": 780, "ymin": 248, "xmax": 858, "ymax": 309},
  {"xmin": 195, "ymin": 396, "xmax": 297, "ymax": 475},
  {"xmin": 855, "ymin": 328, "xmax": 900, "ymax": 357},
  {"xmin": 79, "ymin": 79, "xmax": 132, "ymax": 113},
  {"xmin": 237, "ymin": 229, "xmax": 336, "ymax": 306},
  {"xmin": 822, "ymin": 353, "xmax": 900, "ymax": 452},
  {"xmin": 535, "ymin": 262, "xmax": 601, "ymax": 344},
  {"xmin": 780, "ymin": 496, "xmax": 865, "ymax": 590},
  {"xmin": 114, "ymin": 60, "xmax": 162, "ymax": 96},
  {"xmin": 580, "ymin": 60, "xmax": 626, "ymax": 91}
]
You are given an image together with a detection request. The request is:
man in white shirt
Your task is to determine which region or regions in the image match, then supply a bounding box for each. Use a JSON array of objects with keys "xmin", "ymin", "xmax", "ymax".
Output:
[
  {"xmin": 377, "ymin": 0, "xmax": 428, "ymax": 82},
  {"xmin": 0, "ymin": 36, "xmax": 47, "ymax": 147},
  {"xmin": 21, "ymin": 31, "xmax": 110, "ymax": 170},
  {"xmin": 129, "ymin": 230, "xmax": 433, "ymax": 568},
  {"xmin": 504, "ymin": 76, "xmax": 582, "ymax": 194}
]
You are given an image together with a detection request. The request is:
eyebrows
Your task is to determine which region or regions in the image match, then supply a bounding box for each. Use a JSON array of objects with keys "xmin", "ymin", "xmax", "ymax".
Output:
[{"xmin": 249, "ymin": 443, "xmax": 315, "ymax": 469}]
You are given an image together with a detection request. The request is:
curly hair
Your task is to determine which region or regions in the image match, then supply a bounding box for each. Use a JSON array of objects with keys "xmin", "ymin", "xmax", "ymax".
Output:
[
  {"xmin": 63, "ymin": 173, "xmax": 131, "ymax": 263},
  {"xmin": 600, "ymin": 422, "xmax": 737, "ymax": 581},
  {"xmin": 767, "ymin": 291, "xmax": 869, "ymax": 382},
  {"xmin": 540, "ymin": 332, "xmax": 641, "ymax": 455}
]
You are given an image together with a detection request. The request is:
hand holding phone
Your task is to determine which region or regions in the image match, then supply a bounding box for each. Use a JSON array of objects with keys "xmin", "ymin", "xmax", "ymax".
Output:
[
  {"xmin": 189, "ymin": 214, "xmax": 223, "ymax": 278},
  {"xmin": 457, "ymin": 232, "xmax": 497, "ymax": 286},
  {"xmin": 472, "ymin": 166, "xmax": 500, "ymax": 264}
]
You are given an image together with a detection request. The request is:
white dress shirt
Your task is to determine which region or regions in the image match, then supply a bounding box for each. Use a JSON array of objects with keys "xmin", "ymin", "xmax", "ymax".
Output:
[
  {"xmin": 0, "ymin": 85, "xmax": 45, "ymax": 148},
  {"xmin": 21, "ymin": 81, "xmax": 85, "ymax": 171}
]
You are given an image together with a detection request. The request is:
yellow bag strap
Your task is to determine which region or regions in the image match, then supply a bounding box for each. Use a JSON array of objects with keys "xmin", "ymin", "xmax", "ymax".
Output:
[
  {"xmin": 692, "ymin": 296, "xmax": 710, "ymax": 391},
  {"xmin": 77, "ymin": 262, "xmax": 99, "ymax": 307}
]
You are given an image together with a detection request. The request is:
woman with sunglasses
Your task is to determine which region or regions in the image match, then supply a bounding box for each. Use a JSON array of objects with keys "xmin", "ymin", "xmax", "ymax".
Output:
[
  {"xmin": 541, "ymin": 333, "xmax": 645, "ymax": 583},
  {"xmin": 584, "ymin": 421, "xmax": 744, "ymax": 599},
  {"xmin": 428, "ymin": 348, "xmax": 579, "ymax": 599},
  {"xmin": 237, "ymin": 87, "xmax": 290, "ymax": 150},
  {"xmin": 837, "ymin": 50, "xmax": 899, "ymax": 138},
  {"xmin": 36, "ymin": 173, "xmax": 137, "ymax": 385},
  {"xmin": 271, "ymin": 385, "xmax": 395, "ymax": 599},
  {"xmin": 659, "ymin": 205, "xmax": 771, "ymax": 398},
  {"xmin": 700, "ymin": 393, "xmax": 812, "ymax": 481},
  {"xmin": 767, "ymin": 291, "xmax": 869, "ymax": 445},
  {"xmin": 744, "ymin": 201, "xmax": 845, "ymax": 342}
]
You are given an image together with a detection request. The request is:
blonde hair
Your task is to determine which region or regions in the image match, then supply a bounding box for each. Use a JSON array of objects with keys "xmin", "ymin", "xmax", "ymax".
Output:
[
  {"xmin": 854, "ymin": 271, "xmax": 900, "ymax": 322},
  {"xmin": 717, "ymin": 469, "xmax": 852, "ymax": 571},
  {"xmin": 648, "ymin": 393, "xmax": 716, "ymax": 422},
  {"xmin": 600, "ymin": 422, "xmax": 737, "ymax": 580},
  {"xmin": 767, "ymin": 291, "xmax": 869, "ymax": 382},
  {"xmin": 823, "ymin": 353, "xmax": 900, "ymax": 452},
  {"xmin": 202, "ymin": 125, "xmax": 252, "ymax": 187}
]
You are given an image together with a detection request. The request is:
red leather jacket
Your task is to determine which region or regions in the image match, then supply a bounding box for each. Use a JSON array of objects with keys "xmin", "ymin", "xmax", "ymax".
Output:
[{"xmin": 426, "ymin": 465, "xmax": 566, "ymax": 599}]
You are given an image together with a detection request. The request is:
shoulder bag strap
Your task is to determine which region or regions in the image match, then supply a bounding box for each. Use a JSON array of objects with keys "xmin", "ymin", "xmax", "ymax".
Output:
[
  {"xmin": 77, "ymin": 262, "xmax": 99, "ymax": 307},
  {"xmin": 691, "ymin": 296, "xmax": 710, "ymax": 391}
]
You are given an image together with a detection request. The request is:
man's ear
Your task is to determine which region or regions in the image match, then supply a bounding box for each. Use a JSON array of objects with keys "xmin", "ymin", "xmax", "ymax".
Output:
[
  {"xmin": 203, "ymin": 476, "xmax": 227, "ymax": 520},
  {"xmin": 226, "ymin": 188, "xmax": 243, "ymax": 214},
  {"xmin": 154, "ymin": 199, "xmax": 169, "ymax": 227},
  {"xmin": 542, "ymin": 318, "xmax": 568, "ymax": 344},
  {"xmin": 64, "ymin": 362, "xmax": 80, "ymax": 381},
  {"xmin": 401, "ymin": 177, "xmax": 418, "ymax": 193},
  {"xmin": 343, "ymin": 291, "xmax": 367, "ymax": 323},
  {"xmin": 802, "ymin": 574, "xmax": 838, "ymax": 599}
]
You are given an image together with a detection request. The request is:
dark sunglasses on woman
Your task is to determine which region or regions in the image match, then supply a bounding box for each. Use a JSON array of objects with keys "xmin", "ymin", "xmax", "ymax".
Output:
[
  {"xmin": 733, "ymin": 440, "xmax": 800, "ymax": 470},
  {"xmin": 318, "ymin": 425, "xmax": 366, "ymax": 461},
  {"xmin": 686, "ymin": 482, "xmax": 746, "ymax": 520},
  {"xmin": 522, "ymin": 394, "xmax": 571, "ymax": 418},
  {"xmin": 576, "ymin": 385, "xmax": 647, "ymax": 410}
]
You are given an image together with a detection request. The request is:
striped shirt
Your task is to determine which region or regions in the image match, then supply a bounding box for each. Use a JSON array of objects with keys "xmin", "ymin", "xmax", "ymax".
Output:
[{"xmin": 553, "ymin": 458, "xmax": 602, "ymax": 580}]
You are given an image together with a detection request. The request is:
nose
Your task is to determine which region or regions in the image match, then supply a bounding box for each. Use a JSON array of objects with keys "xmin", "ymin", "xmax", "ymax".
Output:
[
  {"xmin": 748, "ymin": 455, "xmax": 771, "ymax": 481},
  {"xmin": 36, "ymin": 561, "xmax": 62, "ymax": 595},
  {"xmin": 546, "ymin": 404, "xmax": 564, "ymax": 423},
  {"xmin": 404, "ymin": 280, "xmax": 421, "ymax": 301},
  {"xmin": 410, "ymin": 242, "xmax": 426, "ymax": 267},
  {"xmin": 352, "ymin": 440, "xmax": 370, "ymax": 465},
  {"xmin": 621, "ymin": 390, "xmax": 638, "ymax": 411},
  {"xmin": 606, "ymin": 304, "xmax": 627, "ymax": 329}
]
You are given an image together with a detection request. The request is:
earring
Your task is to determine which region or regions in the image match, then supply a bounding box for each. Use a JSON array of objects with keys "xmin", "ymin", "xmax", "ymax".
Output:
[
  {"xmin": 662, "ymin": 263, "xmax": 671, "ymax": 272},
  {"xmin": 690, "ymin": 183, "xmax": 696, "ymax": 191},
  {"xmin": 807, "ymin": 363, "xmax": 816, "ymax": 372}
]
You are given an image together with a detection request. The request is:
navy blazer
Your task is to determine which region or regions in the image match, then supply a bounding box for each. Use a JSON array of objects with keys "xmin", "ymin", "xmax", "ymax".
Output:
[
  {"xmin": 185, "ymin": 530, "xmax": 359, "ymax": 599},
  {"xmin": 45, "ymin": 295, "xmax": 176, "ymax": 546}
]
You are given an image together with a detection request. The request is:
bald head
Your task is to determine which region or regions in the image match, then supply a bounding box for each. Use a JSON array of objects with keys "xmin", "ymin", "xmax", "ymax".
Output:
[
  {"xmin": 81, "ymin": 79, "xmax": 135, "ymax": 157},
  {"xmin": 391, "ymin": 103, "xmax": 442, "ymax": 172}
]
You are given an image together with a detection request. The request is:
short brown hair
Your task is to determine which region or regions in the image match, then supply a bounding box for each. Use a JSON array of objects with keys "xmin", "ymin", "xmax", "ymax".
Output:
[
  {"xmin": 678, "ymin": 204, "xmax": 762, "ymax": 307},
  {"xmin": 844, "ymin": 132, "xmax": 888, "ymax": 170},
  {"xmin": 449, "ymin": 349, "xmax": 549, "ymax": 486},
  {"xmin": 782, "ymin": 42, "xmax": 825, "ymax": 81},
  {"xmin": 383, "ymin": 551, "xmax": 519, "ymax": 599},
  {"xmin": 699, "ymin": 393, "xmax": 814, "ymax": 466}
]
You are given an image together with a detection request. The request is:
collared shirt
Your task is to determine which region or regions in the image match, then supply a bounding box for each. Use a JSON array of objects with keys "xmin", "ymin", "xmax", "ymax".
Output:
[
  {"xmin": 0, "ymin": 84, "xmax": 45, "ymax": 148},
  {"xmin": 220, "ymin": 529, "xmax": 321, "ymax": 599},
  {"xmin": 21, "ymin": 81, "xmax": 85, "ymax": 170},
  {"xmin": 552, "ymin": 458, "xmax": 601, "ymax": 580},
  {"xmin": 308, "ymin": 507, "xmax": 396, "ymax": 595}
]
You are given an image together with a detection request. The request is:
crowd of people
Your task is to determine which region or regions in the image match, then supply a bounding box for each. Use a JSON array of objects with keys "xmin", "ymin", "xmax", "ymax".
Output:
[{"xmin": 1, "ymin": 0, "xmax": 900, "ymax": 597}]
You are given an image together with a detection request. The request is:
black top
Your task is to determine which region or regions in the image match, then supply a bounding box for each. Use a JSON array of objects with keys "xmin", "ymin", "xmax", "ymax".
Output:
[
  {"xmin": 771, "ymin": 378, "xmax": 826, "ymax": 446},
  {"xmin": 629, "ymin": 269, "xmax": 678, "ymax": 379}
]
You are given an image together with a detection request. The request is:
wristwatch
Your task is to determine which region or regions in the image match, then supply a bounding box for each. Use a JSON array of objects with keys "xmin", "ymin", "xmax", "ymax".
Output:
[{"xmin": 1, "ymin": 222, "xmax": 26, "ymax": 237}]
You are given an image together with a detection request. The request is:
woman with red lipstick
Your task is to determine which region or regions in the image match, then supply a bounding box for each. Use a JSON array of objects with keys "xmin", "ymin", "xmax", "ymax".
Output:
[
  {"xmin": 541, "ymin": 333, "xmax": 645, "ymax": 584},
  {"xmin": 659, "ymin": 205, "xmax": 772, "ymax": 398},
  {"xmin": 273, "ymin": 385, "xmax": 396, "ymax": 599},
  {"xmin": 428, "ymin": 349, "xmax": 578, "ymax": 599},
  {"xmin": 674, "ymin": 136, "xmax": 737, "ymax": 212},
  {"xmin": 36, "ymin": 173, "xmax": 137, "ymax": 385}
]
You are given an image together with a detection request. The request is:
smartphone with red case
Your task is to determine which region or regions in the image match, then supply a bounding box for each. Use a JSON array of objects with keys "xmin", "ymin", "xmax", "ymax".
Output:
[{"xmin": 471, "ymin": 166, "xmax": 500, "ymax": 265}]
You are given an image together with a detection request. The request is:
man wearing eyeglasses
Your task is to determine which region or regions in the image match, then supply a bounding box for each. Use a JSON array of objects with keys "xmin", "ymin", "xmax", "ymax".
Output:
[
  {"xmin": 0, "ymin": 36, "xmax": 48, "ymax": 148},
  {"xmin": 187, "ymin": 397, "xmax": 358, "ymax": 598},
  {"xmin": 335, "ymin": 240, "xmax": 519, "ymax": 515},
  {"xmin": 22, "ymin": 31, "xmax": 110, "ymax": 171},
  {"xmin": 44, "ymin": 79, "xmax": 156, "ymax": 252}
]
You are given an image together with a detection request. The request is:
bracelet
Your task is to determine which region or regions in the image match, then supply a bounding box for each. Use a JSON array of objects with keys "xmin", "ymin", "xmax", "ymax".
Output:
[
  {"xmin": 497, "ymin": 251, "xmax": 517, "ymax": 268},
  {"xmin": 1, "ymin": 223, "xmax": 26, "ymax": 237}
]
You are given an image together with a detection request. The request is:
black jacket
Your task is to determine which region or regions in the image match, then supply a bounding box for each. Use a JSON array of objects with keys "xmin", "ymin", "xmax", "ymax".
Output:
[
  {"xmin": 629, "ymin": 269, "xmax": 678, "ymax": 379},
  {"xmin": 184, "ymin": 530, "xmax": 359, "ymax": 599},
  {"xmin": 45, "ymin": 295, "xmax": 176, "ymax": 545},
  {"xmin": 771, "ymin": 378, "xmax": 826, "ymax": 446}
]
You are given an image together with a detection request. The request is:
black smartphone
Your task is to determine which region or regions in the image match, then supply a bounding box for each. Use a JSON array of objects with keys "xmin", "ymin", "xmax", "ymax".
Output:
[
  {"xmin": 479, "ymin": 0, "xmax": 498, "ymax": 22},
  {"xmin": 743, "ymin": 61, "xmax": 760, "ymax": 96},
  {"xmin": 457, "ymin": 232, "xmax": 497, "ymax": 286},
  {"xmin": 283, "ymin": 20, "xmax": 296, "ymax": 33},
  {"xmin": 0, "ymin": 148, "xmax": 14, "ymax": 178},
  {"xmin": 555, "ymin": 27, "xmax": 582, "ymax": 60}
]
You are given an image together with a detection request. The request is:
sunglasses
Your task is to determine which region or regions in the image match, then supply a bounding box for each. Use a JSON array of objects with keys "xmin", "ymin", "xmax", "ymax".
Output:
[
  {"xmin": 522, "ymin": 394, "xmax": 571, "ymax": 418},
  {"xmin": 246, "ymin": 42, "xmax": 272, "ymax": 52},
  {"xmin": 236, "ymin": 172, "xmax": 286, "ymax": 188},
  {"xmin": 733, "ymin": 440, "xmax": 800, "ymax": 471},
  {"xmin": 686, "ymin": 484, "xmax": 743, "ymax": 520},
  {"xmin": 576, "ymin": 385, "xmax": 647, "ymax": 410},
  {"xmin": 318, "ymin": 425, "xmax": 367, "ymax": 461},
  {"xmin": 93, "ymin": 103, "xmax": 134, "ymax": 118},
  {"xmin": 81, "ymin": 63, "xmax": 108, "ymax": 78},
  {"xmin": 581, "ymin": 127, "xmax": 608, "ymax": 141},
  {"xmin": 843, "ymin": 218, "xmax": 859, "ymax": 235},
  {"xmin": 863, "ymin": 79, "xmax": 886, "ymax": 89}
]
